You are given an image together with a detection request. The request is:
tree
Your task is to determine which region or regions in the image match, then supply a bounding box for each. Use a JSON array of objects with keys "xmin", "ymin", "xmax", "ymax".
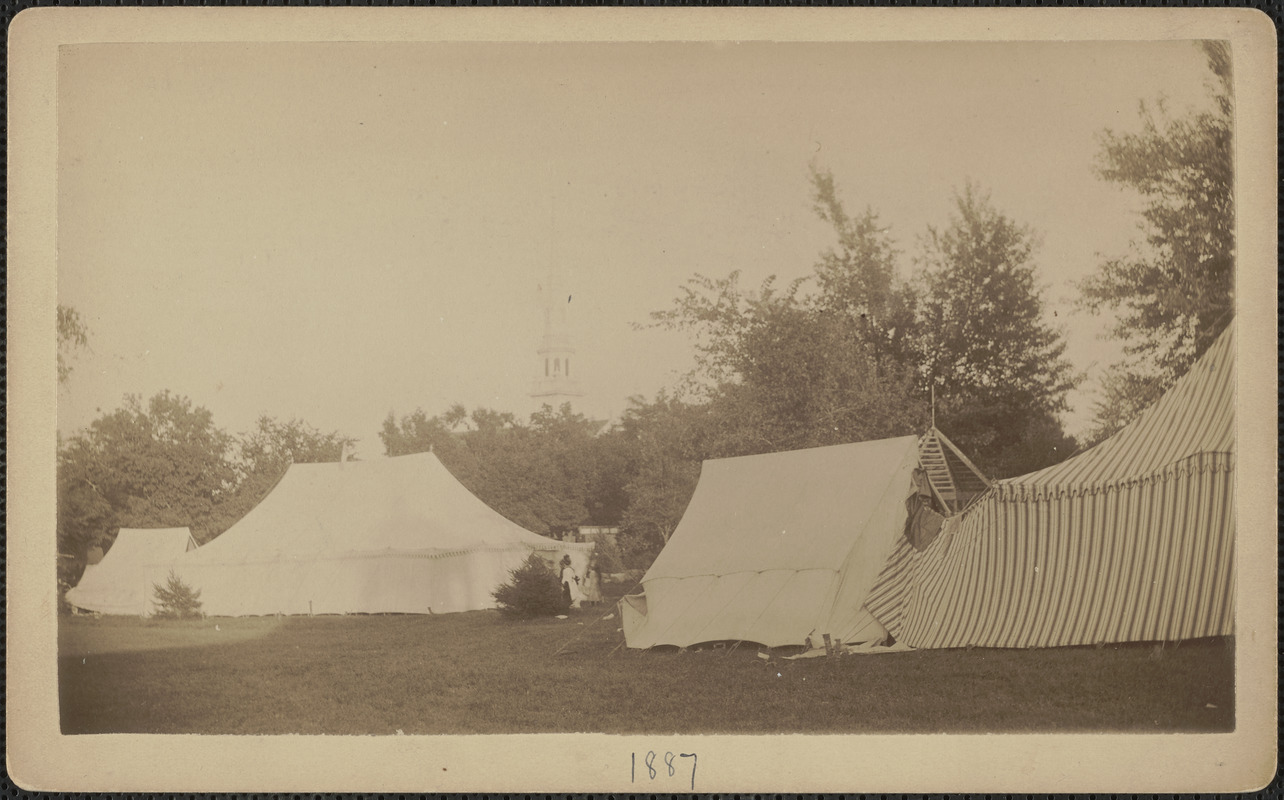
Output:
[
  {"xmin": 915, "ymin": 183, "xmax": 1079, "ymax": 477},
  {"xmin": 616, "ymin": 393, "xmax": 709, "ymax": 567},
  {"xmin": 491, "ymin": 554, "xmax": 568, "ymax": 619},
  {"xmin": 709, "ymin": 291, "xmax": 925, "ymax": 455},
  {"xmin": 462, "ymin": 405, "xmax": 586, "ymax": 536},
  {"xmin": 649, "ymin": 170, "xmax": 930, "ymax": 461},
  {"xmin": 152, "ymin": 570, "xmax": 204, "ymax": 619},
  {"xmin": 56, "ymin": 453, "xmax": 116, "ymax": 593},
  {"xmin": 586, "ymin": 423, "xmax": 637, "ymax": 527},
  {"xmin": 57, "ymin": 304, "xmax": 89, "ymax": 386},
  {"xmin": 525, "ymin": 403, "xmax": 608, "ymax": 533},
  {"xmin": 238, "ymin": 415, "xmax": 356, "ymax": 470},
  {"xmin": 1079, "ymin": 41, "xmax": 1234, "ymax": 439},
  {"xmin": 810, "ymin": 167, "xmax": 920, "ymax": 369},
  {"xmin": 58, "ymin": 391, "xmax": 238, "ymax": 566},
  {"xmin": 650, "ymin": 270, "xmax": 926, "ymax": 459},
  {"xmin": 647, "ymin": 270, "xmax": 763, "ymax": 397}
]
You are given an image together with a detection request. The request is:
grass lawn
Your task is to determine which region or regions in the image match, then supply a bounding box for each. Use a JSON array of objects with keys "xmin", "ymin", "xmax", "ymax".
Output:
[{"xmin": 59, "ymin": 605, "xmax": 1234, "ymax": 735}]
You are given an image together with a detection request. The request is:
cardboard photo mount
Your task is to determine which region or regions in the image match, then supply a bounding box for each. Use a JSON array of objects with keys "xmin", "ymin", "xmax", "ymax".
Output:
[{"xmin": 7, "ymin": 7, "xmax": 1277, "ymax": 793}]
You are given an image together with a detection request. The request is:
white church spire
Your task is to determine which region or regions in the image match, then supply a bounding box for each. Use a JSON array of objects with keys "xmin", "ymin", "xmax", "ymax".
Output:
[{"xmin": 530, "ymin": 265, "xmax": 583, "ymax": 403}]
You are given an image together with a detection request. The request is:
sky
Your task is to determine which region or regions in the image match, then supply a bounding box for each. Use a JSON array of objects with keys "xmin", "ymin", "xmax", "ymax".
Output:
[{"xmin": 57, "ymin": 40, "xmax": 1221, "ymax": 458}]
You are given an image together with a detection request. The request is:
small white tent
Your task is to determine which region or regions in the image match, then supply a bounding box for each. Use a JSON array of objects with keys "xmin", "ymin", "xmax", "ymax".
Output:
[
  {"xmin": 65, "ymin": 527, "xmax": 197, "ymax": 616},
  {"xmin": 621, "ymin": 434, "xmax": 982, "ymax": 649},
  {"xmin": 165, "ymin": 452, "xmax": 592, "ymax": 616}
]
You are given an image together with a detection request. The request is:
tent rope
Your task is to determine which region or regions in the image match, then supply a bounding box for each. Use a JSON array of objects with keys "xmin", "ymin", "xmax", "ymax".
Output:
[
  {"xmin": 552, "ymin": 572, "xmax": 650, "ymax": 658},
  {"xmin": 551, "ymin": 605, "xmax": 623, "ymax": 657}
]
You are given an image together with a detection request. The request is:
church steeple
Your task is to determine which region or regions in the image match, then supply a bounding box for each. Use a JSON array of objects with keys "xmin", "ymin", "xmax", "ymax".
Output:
[{"xmin": 530, "ymin": 269, "xmax": 583, "ymax": 402}]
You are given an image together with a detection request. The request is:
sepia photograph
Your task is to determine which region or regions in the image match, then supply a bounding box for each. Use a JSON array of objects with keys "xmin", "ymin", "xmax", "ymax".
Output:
[{"xmin": 8, "ymin": 7, "xmax": 1276, "ymax": 793}]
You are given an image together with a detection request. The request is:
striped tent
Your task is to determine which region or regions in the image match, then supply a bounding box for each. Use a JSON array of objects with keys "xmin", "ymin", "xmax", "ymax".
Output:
[{"xmin": 866, "ymin": 325, "xmax": 1236, "ymax": 648}]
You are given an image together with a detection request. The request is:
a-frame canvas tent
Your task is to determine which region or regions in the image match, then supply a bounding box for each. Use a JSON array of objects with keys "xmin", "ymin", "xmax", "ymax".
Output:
[
  {"xmin": 621, "ymin": 432, "xmax": 985, "ymax": 649},
  {"xmin": 65, "ymin": 527, "xmax": 197, "ymax": 616},
  {"xmin": 163, "ymin": 452, "xmax": 593, "ymax": 616},
  {"xmin": 866, "ymin": 325, "xmax": 1236, "ymax": 649}
]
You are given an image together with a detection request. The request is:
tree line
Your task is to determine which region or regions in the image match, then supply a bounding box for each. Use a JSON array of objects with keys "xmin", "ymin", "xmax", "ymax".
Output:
[
  {"xmin": 57, "ymin": 394, "xmax": 355, "ymax": 590},
  {"xmin": 57, "ymin": 42, "xmax": 1233, "ymax": 577}
]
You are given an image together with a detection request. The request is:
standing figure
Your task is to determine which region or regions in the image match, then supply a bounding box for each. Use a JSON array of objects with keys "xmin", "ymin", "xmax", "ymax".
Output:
[
  {"xmin": 581, "ymin": 559, "xmax": 603, "ymax": 606},
  {"xmin": 560, "ymin": 555, "xmax": 583, "ymax": 610}
]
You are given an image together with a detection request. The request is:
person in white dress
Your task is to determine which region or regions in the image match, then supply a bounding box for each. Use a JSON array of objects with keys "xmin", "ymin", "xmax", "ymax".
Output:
[
  {"xmin": 581, "ymin": 559, "xmax": 604, "ymax": 606},
  {"xmin": 559, "ymin": 555, "xmax": 583, "ymax": 610}
]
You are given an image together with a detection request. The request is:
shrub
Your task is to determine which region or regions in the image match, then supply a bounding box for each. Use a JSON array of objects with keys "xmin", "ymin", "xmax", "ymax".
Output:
[
  {"xmin": 152, "ymin": 570, "xmax": 204, "ymax": 619},
  {"xmin": 492, "ymin": 554, "xmax": 569, "ymax": 619}
]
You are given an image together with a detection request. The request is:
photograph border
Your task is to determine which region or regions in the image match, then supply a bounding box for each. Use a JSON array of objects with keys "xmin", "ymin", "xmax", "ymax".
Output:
[{"xmin": 8, "ymin": 7, "xmax": 1277, "ymax": 792}]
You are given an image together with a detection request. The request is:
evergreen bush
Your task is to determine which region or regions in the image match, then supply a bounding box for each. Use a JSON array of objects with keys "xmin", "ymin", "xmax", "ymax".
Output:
[
  {"xmin": 152, "ymin": 570, "xmax": 204, "ymax": 619},
  {"xmin": 492, "ymin": 554, "xmax": 569, "ymax": 619}
]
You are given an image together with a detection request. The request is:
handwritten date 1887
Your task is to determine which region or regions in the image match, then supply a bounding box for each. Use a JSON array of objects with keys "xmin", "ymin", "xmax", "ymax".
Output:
[{"xmin": 631, "ymin": 750, "xmax": 697, "ymax": 790}]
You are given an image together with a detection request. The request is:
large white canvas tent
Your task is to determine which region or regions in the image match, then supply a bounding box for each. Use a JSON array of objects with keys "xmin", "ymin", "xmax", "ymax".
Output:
[
  {"xmin": 65, "ymin": 527, "xmax": 197, "ymax": 616},
  {"xmin": 866, "ymin": 325, "xmax": 1236, "ymax": 649},
  {"xmin": 162, "ymin": 452, "xmax": 592, "ymax": 616},
  {"xmin": 621, "ymin": 433, "xmax": 984, "ymax": 649}
]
